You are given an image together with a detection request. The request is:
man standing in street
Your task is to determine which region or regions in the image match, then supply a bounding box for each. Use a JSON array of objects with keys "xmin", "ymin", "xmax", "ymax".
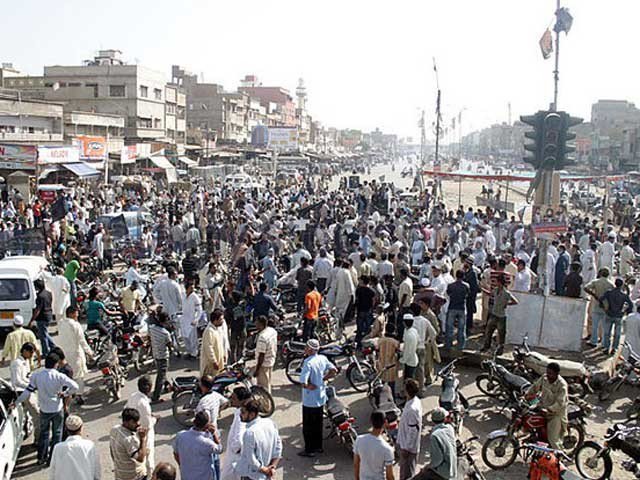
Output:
[
  {"xmin": 254, "ymin": 315, "xmax": 277, "ymax": 393},
  {"xmin": 526, "ymin": 363, "xmax": 568, "ymax": 450},
  {"xmin": 180, "ymin": 281, "xmax": 202, "ymax": 359},
  {"xmin": 584, "ymin": 268, "xmax": 615, "ymax": 347},
  {"xmin": 110, "ymin": 408, "xmax": 149, "ymax": 480},
  {"xmin": 125, "ymin": 376, "xmax": 156, "ymax": 473},
  {"xmin": 601, "ymin": 278, "xmax": 634, "ymax": 354},
  {"xmin": 397, "ymin": 379, "xmax": 422, "ymax": 480},
  {"xmin": 10, "ymin": 342, "xmax": 40, "ymax": 445},
  {"xmin": 481, "ymin": 275, "xmax": 518, "ymax": 355},
  {"xmin": 354, "ymin": 410, "xmax": 395, "ymax": 480},
  {"xmin": 302, "ymin": 280, "xmax": 322, "ymax": 341},
  {"xmin": 400, "ymin": 314, "xmax": 419, "ymax": 387},
  {"xmin": 173, "ymin": 411, "xmax": 222, "ymax": 480},
  {"xmin": 29, "ymin": 278, "xmax": 55, "ymax": 356},
  {"xmin": 2, "ymin": 315, "xmax": 40, "ymax": 366},
  {"xmin": 57, "ymin": 305, "xmax": 93, "ymax": 404},
  {"xmin": 195, "ymin": 374, "xmax": 229, "ymax": 480},
  {"xmin": 234, "ymin": 399, "xmax": 283, "ymax": 480},
  {"xmin": 220, "ymin": 386, "xmax": 252, "ymax": 480},
  {"xmin": 397, "ymin": 269, "xmax": 414, "ymax": 338},
  {"xmin": 149, "ymin": 312, "xmax": 172, "ymax": 403},
  {"xmin": 200, "ymin": 309, "xmax": 226, "ymax": 376},
  {"xmin": 15, "ymin": 352, "xmax": 78, "ymax": 465},
  {"xmin": 298, "ymin": 339, "xmax": 337, "ymax": 457},
  {"xmin": 355, "ymin": 276, "xmax": 377, "ymax": 346},
  {"xmin": 296, "ymin": 257, "xmax": 314, "ymax": 314},
  {"xmin": 413, "ymin": 408, "xmax": 457, "ymax": 480},
  {"xmin": 445, "ymin": 270, "xmax": 469, "ymax": 350},
  {"xmin": 50, "ymin": 415, "xmax": 101, "ymax": 480}
]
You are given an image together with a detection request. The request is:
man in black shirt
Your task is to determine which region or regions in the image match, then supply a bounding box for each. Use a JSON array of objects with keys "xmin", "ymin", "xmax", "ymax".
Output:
[
  {"xmin": 181, "ymin": 247, "xmax": 200, "ymax": 285},
  {"xmin": 355, "ymin": 276, "xmax": 377, "ymax": 346},
  {"xmin": 601, "ymin": 278, "xmax": 633, "ymax": 354},
  {"xmin": 30, "ymin": 278, "xmax": 55, "ymax": 355},
  {"xmin": 462, "ymin": 259, "xmax": 480, "ymax": 335},
  {"xmin": 253, "ymin": 282, "xmax": 279, "ymax": 318},
  {"xmin": 445, "ymin": 270, "xmax": 470, "ymax": 350},
  {"xmin": 564, "ymin": 262, "xmax": 583, "ymax": 299}
]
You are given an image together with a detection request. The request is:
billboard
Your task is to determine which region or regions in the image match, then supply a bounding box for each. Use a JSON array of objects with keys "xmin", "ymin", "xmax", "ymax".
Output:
[
  {"xmin": 120, "ymin": 145, "xmax": 137, "ymax": 164},
  {"xmin": 0, "ymin": 144, "xmax": 37, "ymax": 170},
  {"xmin": 38, "ymin": 146, "xmax": 80, "ymax": 165},
  {"xmin": 268, "ymin": 127, "xmax": 299, "ymax": 151},
  {"xmin": 73, "ymin": 136, "xmax": 107, "ymax": 161}
]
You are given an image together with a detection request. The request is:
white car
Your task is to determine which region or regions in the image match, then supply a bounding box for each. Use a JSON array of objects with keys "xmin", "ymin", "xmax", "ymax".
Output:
[{"xmin": 0, "ymin": 378, "xmax": 32, "ymax": 480}]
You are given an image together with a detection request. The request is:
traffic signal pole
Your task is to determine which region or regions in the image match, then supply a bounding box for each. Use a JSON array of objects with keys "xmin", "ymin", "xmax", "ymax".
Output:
[{"xmin": 553, "ymin": 0, "xmax": 561, "ymax": 111}]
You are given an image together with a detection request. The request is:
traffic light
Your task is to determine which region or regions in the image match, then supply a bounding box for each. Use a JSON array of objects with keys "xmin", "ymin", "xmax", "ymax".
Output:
[
  {"xmin": 541, "ymin": 112, "xmax": 561, "ymax": 170},
  {"xmin": 557, "ymin": 112, "xmax": 583, "ymax": 169},
  {"xmin": 520, "ymin": 111, "xmax": 546, "ymax": 169}
]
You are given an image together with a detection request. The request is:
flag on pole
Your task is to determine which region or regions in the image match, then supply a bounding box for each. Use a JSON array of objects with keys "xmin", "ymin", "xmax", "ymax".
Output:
[
  {"xmin": 539, "ymin": 29, "xmax": 553, "ymax": 59},
  {"xmin": 554, "ymin": 7, "xmax": 573, "ymax": 34}
]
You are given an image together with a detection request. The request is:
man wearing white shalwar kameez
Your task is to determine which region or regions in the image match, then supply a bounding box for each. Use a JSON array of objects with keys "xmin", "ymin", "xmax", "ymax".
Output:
[
  {"xmin": 220, "ymin": 388, "xmax": 251, "ymax": 480},
  {"xmin": 328, "ymin": 263, "xmax": 355, "ymax": 336},
  {"xmin": 597, "ymin": 236, "xmax": 616, "ymax": 273},
  {"xmin": 45, "ymin": 270, "xmax": 70, "ymax": 322},
  {"xmin": 581, "ymin": 245, "xmax": 597, "ymax": 285},
  {"xmin": 620, "ymin": 240, "xmax": 635, "ymax": 276},
  {"xmin": 57, "ymin": 306, "xmax": 92, "ymax": 399},
  {"xmin": 125, "ymin": 377, "xmax": 156, "ymax": 474},
  {"xmin": 180, "ymin": 284, "xmax": 202, "ymax": 357}
]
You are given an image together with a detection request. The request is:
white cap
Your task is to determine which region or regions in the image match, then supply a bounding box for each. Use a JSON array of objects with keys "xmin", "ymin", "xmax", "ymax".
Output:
[{"xmin": 13, "ymin": 315, "xmax": 24, "ymax": 326}]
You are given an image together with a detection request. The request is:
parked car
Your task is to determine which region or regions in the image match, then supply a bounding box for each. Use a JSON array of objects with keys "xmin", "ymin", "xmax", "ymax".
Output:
[{"xmin": 0, "ymin": 378, "xmax": 33, "ymax": 480}]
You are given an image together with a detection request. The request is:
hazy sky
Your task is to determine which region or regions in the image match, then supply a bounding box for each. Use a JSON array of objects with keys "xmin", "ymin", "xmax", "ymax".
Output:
[{"xmin": 4, "ymin": 0, "xmax": 638, "ymax": 140}]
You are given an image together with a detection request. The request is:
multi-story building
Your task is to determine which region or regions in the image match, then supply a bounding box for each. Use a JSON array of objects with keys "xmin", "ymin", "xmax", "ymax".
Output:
[
  {"xmin": 63, "ymin": 110, "xmax": 125, "ymax": 153},
  {"xmin": 0, "ymin": 63, "xmax": 22, "ymax": 88},
  {"xmin": 0, "ymin": 90, "xmax": 63, "ymax": 145},
  {"xmin": 239, "ymin": 74, "xmax": 296, "ymax": 127},
  {"xmin": 165, "ymin": 83, "xmax": 187, "ymax": 146},
  {"xmin": 591, "ymin": 100, "xmax": 640, "ymax": 136}
]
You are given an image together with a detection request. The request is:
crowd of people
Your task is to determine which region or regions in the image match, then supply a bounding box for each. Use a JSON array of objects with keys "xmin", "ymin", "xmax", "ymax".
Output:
[{"xmin": 1, "ymin": 160, "xmax": 639, "ymax": 480}]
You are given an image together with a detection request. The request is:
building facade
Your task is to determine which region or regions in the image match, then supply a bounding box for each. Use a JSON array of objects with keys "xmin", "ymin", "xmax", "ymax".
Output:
[{"xmin": 0, "ymin": 91, "xmax": 63, "ymax": 145}]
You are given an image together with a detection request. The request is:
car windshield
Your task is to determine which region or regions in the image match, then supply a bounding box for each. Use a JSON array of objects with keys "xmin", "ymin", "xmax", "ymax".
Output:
[{"xmin": 0, "ymin": 279, "xmax": 30, "ymax": 301}]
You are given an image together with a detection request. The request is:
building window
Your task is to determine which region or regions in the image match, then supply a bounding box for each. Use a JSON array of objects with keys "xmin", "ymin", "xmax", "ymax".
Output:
[
  {"xmin": 86, "ymin": 83, "xmax": 98, "ymax": 98},
  {"xmin": 110, "ymin": 85, "xmax": 125, "ymax": 97},
  {"xmin": 166, "ymin": 104, "xmax": 176, "ymax": 114},
  {"xmin": 154, "ymin": 88, "xmax": 162, "ymax": 100},
  {"xmin": 140, "ymin": 85, "xmax": 148, "ymax": 98},
  {"xmin": 154, "ymin": 118, "xmax": 161, "ymax": 129},
  {"xmin": 138, "ymin": 117, "xmax": 152, "ymax": 128},
  {"xmin": 68, "ymin": 82, "xmax": 81, "ymax": 87}
]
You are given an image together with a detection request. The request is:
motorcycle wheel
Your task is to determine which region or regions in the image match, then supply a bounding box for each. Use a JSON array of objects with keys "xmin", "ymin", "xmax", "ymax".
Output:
[
  {"xmin": 172, "ymin": 391, "xmax": 197, "ymax": 427},
  {"xmin": 285, "ymin": 357, "xmax": 304, "ymax": 385},
  {"xmin": 347, "ymin": 362, "xmax": 375, "ymax": 392},
  {"xmin": 250, "ymin": 386, "xmax": 275, "ymax": 418},
  {"xmin": 562, "ymin": 423, "xmax": 585, "ymax": 455},
  {"xmin": 475, "ymin": 374, "xmax": 502, "ymax": 398},
  {"xmin": 481, "ymin": 435, "xmax": 518, "ymax": 470},
  {"xmin": 598, "ymin": 375, "xmax": 625, "ymax": 402},
  {"xmin": 574, "ymin": 441, "xmax": 612, "ymax": 480}
]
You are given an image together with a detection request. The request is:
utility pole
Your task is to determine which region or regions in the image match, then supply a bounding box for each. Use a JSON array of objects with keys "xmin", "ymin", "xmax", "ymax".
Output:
[
  {"xmin": 552, "ymin": 0, "xmax": 561, "ymax": 111},
  {"xmin": 434, "ymin": 90, "xmax": 441, "ymax": 170}
]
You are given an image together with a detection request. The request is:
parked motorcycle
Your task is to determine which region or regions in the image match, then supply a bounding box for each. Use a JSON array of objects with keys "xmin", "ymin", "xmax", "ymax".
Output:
[
  {"xmin": 482, "ymin": 396, "xmax": 589, "ymax": 470},
  {"xmin": 324, "ymin": 385, "xmax": 358, "ymax": 455},
  {"xmin": 575, "ymin": 423, "xmax": 640, "ymax": 480},
  {"xmin": 172, "ymin": 359, "xmax": 275, "ymax": 427},
  {"xmin": 598, "ymin": 342, "xmax": 640, "ymax": 402},
  {"xmin": 457, "ymin": 437, "xmax": 487, "ymax": 480},
  {"xmin": 476, "ymin": 349, "xmax": 532, "ymax": 403},
  {"xmin": 366, "ymin": 364, "xmax": 401, "ymax": 447},
  {"xmin": 437, "ymin": 359, "xmax": 468, "ymax": 436},
  {"xmin": 285, "ymin": 340, "xmax": 375, "ymax": 392},
  {"xmin": 523, "ymin": 443, "xmax": 586, "ymax": 480},
  {"xmin": 97, "ymin": 341, "xmax": 126, "ymax": 401},
  {"xmin": 513, "ymin": 335, "xmax": 592, "ymax": 398}
]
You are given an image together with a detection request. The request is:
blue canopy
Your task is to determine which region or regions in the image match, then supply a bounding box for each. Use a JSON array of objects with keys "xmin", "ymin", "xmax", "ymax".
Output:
[{"xmin": 62, "ymin": 162, "xmax": 100, "ymax": 178}]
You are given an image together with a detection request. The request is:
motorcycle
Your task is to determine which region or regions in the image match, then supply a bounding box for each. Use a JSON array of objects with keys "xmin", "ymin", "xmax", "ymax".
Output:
[
  {"xmin": 171, "ymin": 359, "xmax": 275, "ymax": 427},
  {"xmin": 523, "ymin": 443, "xmax": 586, "ymax": 480},
  {"xmin": 598, "ymin": 342, "xmax": 640, "ymax": 402},
  {"xmin": 127, "ymin": 321, "xmax": 153, "ymax": 374},
  {"xmin": 575, "ymin": 423, "xmax": 640, "ymax": 480},
  {"xmin": 476, "ymin": 349, "xmax": 532, "ymax": 403},
  {"xmin": 482, "ymin": 397, "xmax": 589, "ymax": 470},
  {"xmin": 284, "ymin": 339, "xmax": 375, "ymax": 392},
  {"xmin": 513, "ymin": 335, "xmax": 592, "ymax": 398},
  {"xmin": 437, "ymin": 359, "xmax": 468, "ymax": 436},
  {"xmin": 324, "ymin": 385, "xmax": 358, "ymax": 455},
  {"xmin": 366, "ymin": 364, "xmax": 401, "ymax": 447},
  {"xmin": 97, "ymin": 341, "xmax": 126, "ymax": 401}
]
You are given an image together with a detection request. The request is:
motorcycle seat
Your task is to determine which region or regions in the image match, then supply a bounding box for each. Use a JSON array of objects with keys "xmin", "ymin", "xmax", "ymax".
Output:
[
  {"xmin": 85, "ymin": 330, "xmax": 101, "ymax": 340},
  {"xmin": 440, "ymin": 384, "xmax": 457, "ymax": 411},
  {"xmin": 174, "ymin": 376, "xmax": 198, "ymax": 388},
  {"xmin": 496, "ymin": 365, "xmax": 531, "ymax": 392},
  {"xmin": 288, "ymin": 341, "xmax": 307, "ymax": 351}
]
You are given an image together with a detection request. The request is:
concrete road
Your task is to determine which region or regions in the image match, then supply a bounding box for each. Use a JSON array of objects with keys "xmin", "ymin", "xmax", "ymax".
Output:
[{"xmin": 7, "ymin": 336, "xmax": 640, "ymax": 480}]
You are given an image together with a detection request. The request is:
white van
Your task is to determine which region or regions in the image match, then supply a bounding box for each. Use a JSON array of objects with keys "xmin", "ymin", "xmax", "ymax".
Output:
[{"xmin": 0, "ymin": 256, "xmax": 49, "ymax": 329}]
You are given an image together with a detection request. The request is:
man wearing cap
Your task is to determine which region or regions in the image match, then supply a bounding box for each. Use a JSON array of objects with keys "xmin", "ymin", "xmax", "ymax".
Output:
[
  {"xmin": 413, "ymin": 408, "xmax": 457, "ymax": 480},
  {"xmin": 298, "ymin": 339, "xmax": 337, "ymax": 457},
  {"xmin": 50, "ymin": 415, "xmax": 101, "ymax": 480},
  {"xmin": 584, "ymin": 268, "xmax": 615, "ymax": 347},
  {"xmin": 1, "ymin": 315, "xmax": 40, "ymax": 366}
]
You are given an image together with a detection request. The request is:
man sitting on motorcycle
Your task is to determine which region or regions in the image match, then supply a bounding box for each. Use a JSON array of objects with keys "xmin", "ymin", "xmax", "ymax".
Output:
[{"xmin": 525, "ymin": 362, "xmax": 569, "ymax": 450}]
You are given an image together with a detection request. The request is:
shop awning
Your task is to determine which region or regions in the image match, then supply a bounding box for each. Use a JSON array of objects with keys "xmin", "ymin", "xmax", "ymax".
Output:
[
  {"xmin": 149, "ymin": 155, "xmax": 177, "ymax": 184},
  {"xmin": 61, "ymin": 162, "xmax": 100, "ymax": 178},
  {"xmin": 178, "ymin": 156, "xmax": 197, "ymax": 167}
]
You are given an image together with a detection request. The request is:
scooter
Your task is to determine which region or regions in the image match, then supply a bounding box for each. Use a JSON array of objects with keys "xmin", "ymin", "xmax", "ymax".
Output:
[
  {"xmin": 366, "ymin": 365, "xmax": 401, "ymax": 447},
  {"xmin": 437, "ymin": 359, "xmax": 468, "ymax": 436}
]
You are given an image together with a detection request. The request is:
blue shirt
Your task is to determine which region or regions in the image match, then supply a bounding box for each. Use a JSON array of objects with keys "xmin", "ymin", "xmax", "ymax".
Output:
[
  {"xmin": 234, "ymin": 418, "xmax": 283, "ymax": 480},
  {"xmin": 173, "ymin": 428, "xmax": 222, "ymax": 480},
  {"xmin": 299, "ymin": 353, "xmax": 335, "ymax": 408}
]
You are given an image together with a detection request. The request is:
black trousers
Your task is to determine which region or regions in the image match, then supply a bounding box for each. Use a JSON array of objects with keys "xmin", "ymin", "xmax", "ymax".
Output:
[
  {"xmin": 152, "ymin": 358, "xmax": 168, "ymax": 401},
  {"xmin": 302, "ymin": 406, "xmax": 324, "ymax": 452}
]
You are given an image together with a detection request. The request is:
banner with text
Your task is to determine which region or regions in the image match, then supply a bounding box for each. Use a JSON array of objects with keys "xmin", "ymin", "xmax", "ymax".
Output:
[
  {"xmin": 37, "ymin": 146, "xmax": 80, "ymax": 165},
  {"xmin": 0, "ymin": 144, "xmax": 37, "ymax": 170},
  {"xmin": 73, "ymin": 136, "xmax": 107, "ymax": 161}
]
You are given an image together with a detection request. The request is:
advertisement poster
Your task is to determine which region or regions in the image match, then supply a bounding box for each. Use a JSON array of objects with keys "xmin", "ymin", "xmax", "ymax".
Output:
[
  {"xmin": 74, "ymin": 136, "xmax": 106, "ymax": 161},
  {"xmin": 0, "ymin": 144, "xmax": 37, "ymax": 169}
]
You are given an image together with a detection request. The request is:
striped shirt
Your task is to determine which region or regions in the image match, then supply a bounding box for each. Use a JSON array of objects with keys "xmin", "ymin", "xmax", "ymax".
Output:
[
  {"xmin": 149, "ymin": 324, "xmax": 171, "ymax": 361},
  {"xmin": 16, "ymin": 367, "xmax": 78, "ymax": 413}
]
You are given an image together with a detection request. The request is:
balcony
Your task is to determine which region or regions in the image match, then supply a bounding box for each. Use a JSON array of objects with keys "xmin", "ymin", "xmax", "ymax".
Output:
[{"xmin": 0, "ymin": 132, "xmax": 63, "ymax": 142}]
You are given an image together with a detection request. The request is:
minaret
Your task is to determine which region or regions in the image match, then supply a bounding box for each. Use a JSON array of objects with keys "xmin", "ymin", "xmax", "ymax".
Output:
[{"xmin": 296, "ymin": 78, "xmax": 307, "ymax": 112}]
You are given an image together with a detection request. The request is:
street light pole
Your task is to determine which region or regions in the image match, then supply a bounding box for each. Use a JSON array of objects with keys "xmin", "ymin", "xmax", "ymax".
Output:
[{"xmin": 552, "ymin": 0, "xmax": 561, "ymax": 111}]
